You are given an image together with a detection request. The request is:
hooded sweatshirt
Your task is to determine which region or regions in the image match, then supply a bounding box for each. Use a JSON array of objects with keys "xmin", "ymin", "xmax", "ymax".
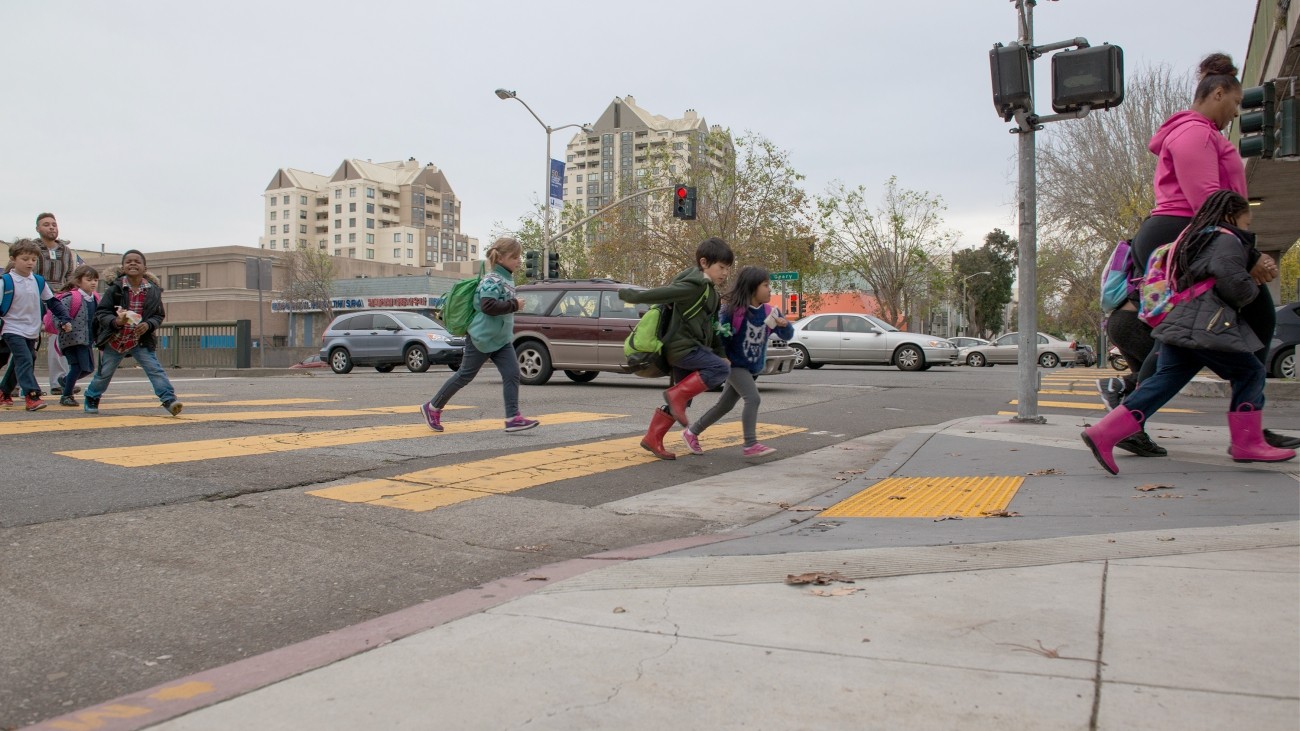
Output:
[{"xmin": 1149, "ymin": 110, "xmax": 1246, "ymax": 218}]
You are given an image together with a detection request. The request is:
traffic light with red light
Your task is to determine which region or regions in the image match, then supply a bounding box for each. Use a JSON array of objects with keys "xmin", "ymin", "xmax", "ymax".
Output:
[
  {"xmin": 672, "ymin": 184, "xmax": 697, "ymax": 220},
  {"xmin": 788, "ymin": 294, "xmax": 804, "ymax": 318}
]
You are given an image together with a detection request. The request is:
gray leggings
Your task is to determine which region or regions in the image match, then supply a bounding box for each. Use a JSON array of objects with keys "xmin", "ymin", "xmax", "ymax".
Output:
[{"xmin": 689, "ymin": 368, "xmax": 761, "ymax": 447}]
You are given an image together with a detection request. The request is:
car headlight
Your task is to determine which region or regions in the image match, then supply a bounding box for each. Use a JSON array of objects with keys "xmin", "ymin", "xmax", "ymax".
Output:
[
  {"xmin": 427, "ymin": 332, "xmax": 447, "ymax": 342},
  {"xmin": 925, "ymin": 340, "xmax": 949, "ymax": 348}
]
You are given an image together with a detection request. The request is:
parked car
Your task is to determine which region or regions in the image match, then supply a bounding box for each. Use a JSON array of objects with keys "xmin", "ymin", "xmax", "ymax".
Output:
[
  {"xmin": 947, "ymin": 336, "xmax": 990, "ymax": 351},
  {"xmin": 512, "ymin": 279, "xmax": 797, "ymax": 386},
  {"xmin": 958, "ymin": 332, "xmax": 1078, "ymax": 368},
  {"xmin": 319, "ymin": 310, "xmax": 464, "ymax": 374},
  {"xmin": 1266, "ymin": 301, "xmax": 1300, "ymax": 379},
  {"xmin": 787, "ymin": 313, "xmax": 958, "ymax": 371},
  {"xmin": 1075, "ymin": 343, "xmax": 1097, "ymax": 367},
  {"xmin": 290, "ymin": 354, "xmax": 327, "ymax": 369}
]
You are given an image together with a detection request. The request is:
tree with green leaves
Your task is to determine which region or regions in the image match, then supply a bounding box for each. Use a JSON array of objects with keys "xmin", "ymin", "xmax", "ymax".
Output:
[
  {"xmin": 817, "ymin": 177, "xmax": 958, "ymax": 327},
  {"xmin": 953, "ymin": 229, "xmax": 1017, "ymax": 337}
]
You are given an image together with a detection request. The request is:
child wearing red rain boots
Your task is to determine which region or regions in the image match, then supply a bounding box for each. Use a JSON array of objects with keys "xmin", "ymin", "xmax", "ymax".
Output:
[
  {"xmin": 1082, "ymin": 190, "xmax": 1294, "ymax": 474},
  {"xmin": 618, "ymin": 237, "xmax": 734, "ymax": 460}
]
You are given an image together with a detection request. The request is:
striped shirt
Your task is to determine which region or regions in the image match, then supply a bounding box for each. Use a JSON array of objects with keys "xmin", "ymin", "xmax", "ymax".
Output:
[{"xmin": 37, "ymin": 239, "xmax": 82, "ymax": 288}]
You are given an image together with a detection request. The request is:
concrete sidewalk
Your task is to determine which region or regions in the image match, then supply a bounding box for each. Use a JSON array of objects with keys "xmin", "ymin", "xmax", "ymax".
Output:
[{"xmin": 27, "ymin": 415, "xmax": 1300, "ymax": 731}]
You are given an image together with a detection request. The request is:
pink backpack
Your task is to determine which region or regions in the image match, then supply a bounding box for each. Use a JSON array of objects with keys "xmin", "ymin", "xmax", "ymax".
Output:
[{"xmin": 43, "ymin": 289, "xmax": 93, "ymax": 334}]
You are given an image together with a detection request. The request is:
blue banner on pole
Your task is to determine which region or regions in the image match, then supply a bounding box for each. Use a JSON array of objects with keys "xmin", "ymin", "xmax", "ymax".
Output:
[{"xmin": 549, "ymin": 159, "xmax": 564, "ymax": 208}]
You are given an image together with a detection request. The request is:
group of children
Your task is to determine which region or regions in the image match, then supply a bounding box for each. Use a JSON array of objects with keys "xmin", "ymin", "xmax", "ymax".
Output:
[
  {"xmin": 422, "ymin": 235, "xmax": 790, "ymax": 459},
  {"xmin": 1, "ymin": 242, "xmax": 183, "ymax": 416}
]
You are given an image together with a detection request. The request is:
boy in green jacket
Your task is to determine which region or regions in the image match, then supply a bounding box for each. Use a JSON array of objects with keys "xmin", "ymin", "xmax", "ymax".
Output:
[{"xmin": 618, "ymin": 237, "xmax": 734, "ymax": 459}]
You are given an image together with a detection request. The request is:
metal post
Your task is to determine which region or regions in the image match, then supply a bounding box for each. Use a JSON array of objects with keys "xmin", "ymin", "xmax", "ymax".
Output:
[
  {"xmin": 257, "ymin": 263, "xmax": 265, "ymax": 368},
  {"xmin": 543, "ymin": 128, "xmax": 552, "ymax": 281},
  {"xmin": 1013, "ymin": 0, "xmax": 1044, "ymax": 423}
]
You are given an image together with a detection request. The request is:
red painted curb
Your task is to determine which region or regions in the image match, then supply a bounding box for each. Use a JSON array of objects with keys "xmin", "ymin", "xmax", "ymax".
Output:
[{"xmin": 22, "ymin": 533, "xmax": 730, "ymax": 731}]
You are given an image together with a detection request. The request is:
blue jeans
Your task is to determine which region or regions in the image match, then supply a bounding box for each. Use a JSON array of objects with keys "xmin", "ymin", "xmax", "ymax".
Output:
[
  {"xmin": 1123, "ymin": 342, "xmax": 1265, "ymax": 418},
  {"xmin": 671, "ymin": 346, "xmax": 731, "ymax": 389},
  {"xmin": 85, "ymin": 345, "xmax": 177, "ymax": 405},
  {"xmin": 0, "ymin": 333, "xmax": 40, "ymax": 397},
  {"xmin": 430, "ymin": 337, "xmax": 520, "ymax": 418}
]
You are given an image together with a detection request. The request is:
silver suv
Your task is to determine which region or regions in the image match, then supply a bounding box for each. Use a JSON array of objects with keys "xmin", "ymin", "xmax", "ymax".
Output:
[{"xmin": 320, "ymin": 310, "xmax": 464, "ymax": 374}]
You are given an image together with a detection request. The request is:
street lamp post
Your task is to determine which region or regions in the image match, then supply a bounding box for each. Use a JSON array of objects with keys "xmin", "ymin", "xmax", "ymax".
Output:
[
  {"xmin": 494, "ymin": 88, "xmax": 591, "ymax": 280},
  {"xmin": 960, "ymin": 271, "xmax": 991, "ymax": 337}
]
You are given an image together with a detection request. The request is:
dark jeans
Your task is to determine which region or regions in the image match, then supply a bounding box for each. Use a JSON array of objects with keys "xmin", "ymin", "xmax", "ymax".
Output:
[
  {"xmin": 1106, "ymin": 307, "xmax": 1153, "ymax": 393},
  {"xmin": 62, "ymin": 344, "xmax": 95, "ymax": 394},
  {"xmin": 1132, "ymin": 215, "xmax": 1194, "ymax": 384},
  {"xmin": 671, "ymin": 346, "xmax": 731, "ymax": 389},
  {"xmin": 0, "ymin": 333, "xmax": 41, "ymax": 397},
  {"xmin": 430, "ymin": 336, "xmax": 521, "ymax": 418},
  {"xmin": 1123, "ymin": 342, "xmax": 1266, "ymax": 418}
]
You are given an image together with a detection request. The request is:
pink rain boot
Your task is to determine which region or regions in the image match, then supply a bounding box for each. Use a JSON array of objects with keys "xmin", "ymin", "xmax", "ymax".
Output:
[
  {"xmin": 1081, "ymin": 406, "xmax": 1144, "ymax": 475},
  {"xmin": 1227, "ymin": 405, "xmax": 1296, "ymax": 464}
]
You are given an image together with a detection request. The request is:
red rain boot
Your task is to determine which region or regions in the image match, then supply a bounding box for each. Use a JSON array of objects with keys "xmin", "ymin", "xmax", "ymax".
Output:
[
  {"xmin": 640, "ymin": 407, "xmax": 677, "ymax": 460},
  {"xmin": 1080, "ymin": 405, "xmax": 1143, "ymax": 475},
  {"xmin": 1227, "ymin": 405, "xmax": 1296, "ymax": 464},
  {"xmin": 663, "ymin": 372, "xmax": 708, "ymax": 427}
]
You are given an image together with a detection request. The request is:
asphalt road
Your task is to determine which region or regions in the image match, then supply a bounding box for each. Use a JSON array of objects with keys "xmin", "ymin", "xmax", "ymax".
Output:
[{"xmin": 2, "ymin": 362, "xmax": 1295, "ymax": 728}]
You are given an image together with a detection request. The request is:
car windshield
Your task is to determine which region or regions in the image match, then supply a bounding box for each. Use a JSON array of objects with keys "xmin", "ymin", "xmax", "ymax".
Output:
[
  {"xmin": 390, "ymin": 312, "xmax": 445, "ymax": 331},
  {"xmin": 862, "ymin": 314, "xmax": 899, "ymax": 332}
]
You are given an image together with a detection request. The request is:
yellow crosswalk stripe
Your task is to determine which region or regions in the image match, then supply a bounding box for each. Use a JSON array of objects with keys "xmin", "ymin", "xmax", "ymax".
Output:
[
  {"xmin": 1008, "ymin": 399, "xmax": 1198, "ymax": 414},
  {"xmin": 308, "ymin": 422, "xmax": 806, "ymax": 512},
  {"xmin": 0, "ymin": 405, "xmax": 464, "ymax": 436},
  {"xmin": 53, "ymin": 411, "xmax": 624, "ymax": 466},
  {"xmin": 93, "ymin": 398, "xmax": 336, "ymax": 410}
]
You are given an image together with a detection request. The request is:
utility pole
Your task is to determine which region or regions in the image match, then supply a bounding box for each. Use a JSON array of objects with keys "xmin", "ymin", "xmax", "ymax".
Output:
[{"xmin": 1013, "ymin": 0, "xmax": 1042, "ymax": 423}]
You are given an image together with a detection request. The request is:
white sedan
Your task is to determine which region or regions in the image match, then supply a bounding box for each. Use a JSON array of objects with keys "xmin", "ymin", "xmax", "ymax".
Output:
[
  {"xmin": 788, "ymin": 313, "xmax": 958, "ymax": 371},
  {"xmin": 958, "ymin": 331, "xmax": 1079, "ymax": 368}
]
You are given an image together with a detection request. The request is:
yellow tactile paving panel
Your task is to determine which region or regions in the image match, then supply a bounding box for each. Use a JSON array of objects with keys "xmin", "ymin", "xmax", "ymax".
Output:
[
  {"xmin": 820, "ymin": 475, "xmax": 1024, "ymax": 518},
  {"xmin": 309, "ymin": 421, "xmax": 806, "ymax": 512}
]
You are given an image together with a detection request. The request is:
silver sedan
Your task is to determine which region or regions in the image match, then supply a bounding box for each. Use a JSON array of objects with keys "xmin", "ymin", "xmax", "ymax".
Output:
[
  {"xmin": 959, "ymin": 331, "xmax": 1078, "ymax": 368},
  {"xmin": 788, "ymin": 313, "xmax": 958, "ymax": 371}
]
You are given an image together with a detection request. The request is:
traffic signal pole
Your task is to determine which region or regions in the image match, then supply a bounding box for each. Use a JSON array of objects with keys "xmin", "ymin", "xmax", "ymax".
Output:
[{"xmin": 544, "ymin": 185, "xmax": 677, "ymax": 247}]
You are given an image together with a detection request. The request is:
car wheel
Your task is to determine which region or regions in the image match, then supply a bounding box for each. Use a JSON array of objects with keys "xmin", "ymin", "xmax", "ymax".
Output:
[
  {"xmin": 375, "ymin": 364, "xmax": 396, "ymax": 373},
  {"xmin": 404, "ymin": 344, "xmax": 430, "ymax": 373},
  {"xmin": 329, "ymin": 348, "xmax": 353, "ymax": 374},
  {"xmin": 1274, "ymin": 347, "xmax": 1295, "ymax": 379},
  {"xmin": 564, "ymin": 370, "xmax": 599, "ymax": 383},
  {"xmin": 894, "ymin": 345, "xmax": 924, "ymax": 371},
  {"xmin": 966, "ymin": 352, "xmax": 986, "ymax": 368},
  {"xmin": 1109, "ymin": 355, "xmax": 1128, "ymax": 371},
  {"xmin": 791, "ymin": 344, "xmax": 810, "ymax": 369},
  {"xmin": 1039, "ymin": 352, "xmax": 1060, "ymax": 368},
  {"xmin": 516, "ymin": 341, "xmax": 553, "ymax": 386}
]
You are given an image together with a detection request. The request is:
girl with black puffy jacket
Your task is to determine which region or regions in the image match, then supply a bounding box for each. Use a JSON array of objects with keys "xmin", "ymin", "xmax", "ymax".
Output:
[{"xmin": 1082, "ymin": 190, "xmax": 1295, "ymax": 475}]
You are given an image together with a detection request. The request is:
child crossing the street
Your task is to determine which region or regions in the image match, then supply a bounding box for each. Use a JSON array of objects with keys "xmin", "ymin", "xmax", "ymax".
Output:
[
  {"xmin": 421, "ymin": 237, "xmax": 539, "ymax": 433},
  {"xmin": 618, "ymin": 237, "xmax": 734, "ymax": 460},
  {"xmin": 51, "ymin": 265, "xmax": 100, "ymax": 407},
  {"xmin": 681, "ymin": 266, "xmax": 794, "ymax": 458},
  {"xmin": 0, "ymin": 240, "xmax": 72, "ymax": 411}
]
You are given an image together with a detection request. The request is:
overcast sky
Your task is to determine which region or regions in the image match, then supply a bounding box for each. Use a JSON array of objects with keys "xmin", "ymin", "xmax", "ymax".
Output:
[{"xmin": 2, "ymin": 0, "xmax": 1259, "ymax": 256}]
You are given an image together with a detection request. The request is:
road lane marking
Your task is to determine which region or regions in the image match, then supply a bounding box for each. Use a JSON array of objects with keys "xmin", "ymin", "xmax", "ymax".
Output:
[
  {"xmin": 1008, "ymin": 399, "xmax": 1198, "ymax": 414},
  {"xmin": 308, "ymin": 422, "xmax": 806, "ymax": 512},
  {"xmin": 821, "ymin": 475, "xmax": 1024, "ymax": 518},
  {"xmin": 53, "ymin": 411, "xmax": 624, "ymax": 466},
  {"xmin": 93, "ymin": 397, "xmax": 336, "ymax": 410},
  {"xmin": 0, "ymin": 405, "xmax": 466, "ymax": 436}
]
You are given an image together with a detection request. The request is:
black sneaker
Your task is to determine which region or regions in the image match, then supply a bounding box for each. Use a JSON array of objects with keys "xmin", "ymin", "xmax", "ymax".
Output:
[
  {"xmin": 1096, "ymin": 377, "xmax": 1125, "ymax": 412},
  {"xmin": 1115, "ymin": 431, "xmax": 1167, "ymax": 457},
  {"xmin": 1263, "ymin": 429, "xmax": 1300, "ymax": 449},
  {"xmin": 59, "ymin": 395, "xmax": 78, "ymax": 407}
]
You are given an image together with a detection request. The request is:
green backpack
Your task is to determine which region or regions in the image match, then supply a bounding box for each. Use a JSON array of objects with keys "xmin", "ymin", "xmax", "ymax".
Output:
[
  {"xmin": 623, "ymin": 288, "xmax": 707, "ymax": 378},
  {"xmin": 441, "ymin": 262, "xmax": 486, "ymax": 337}
]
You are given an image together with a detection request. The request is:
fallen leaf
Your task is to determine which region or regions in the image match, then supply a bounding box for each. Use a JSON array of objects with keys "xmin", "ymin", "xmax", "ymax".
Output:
[
  {"xmin": 525, "ymin": 576, "xmax": 548, "ymax": 581},
  {"xmin": 1135, "ymin": 483, "xmax": 1174, "ymax": 492},
  {"xmin": 1027, "ymin": 468, "xmax": 1060, "ymax": 476},
  {"xmin": 777, "ymin": 502, "xmax": 827, "ymax": 512},
  {"xmin": 1156, "ymin": 537, "xmax": 1176, "ymax": 542},
  {"xmin": 981, "ymin": 510, "xmax": 1022, "ymax": 518},
  {"xmin": 612, "ymin": 607, "xmax": 626, "ymax": 614},
  {"xmin": 887, "ymin": 495, "xmax": 906, "ymax": 501},
  {"xmin": 838, "ymin": 469, "xmax": 866, "ymax": 475},
  {"xmin": 786, "ymin": 571, "xmax": 855, "ymax": 586},
  {"xmin": 810, "ymin": 587, "xmax": 860, "ymax": 597},
  {"xmin": 933, "ymin": 515, "xmax": 963, "ymax": 522}
]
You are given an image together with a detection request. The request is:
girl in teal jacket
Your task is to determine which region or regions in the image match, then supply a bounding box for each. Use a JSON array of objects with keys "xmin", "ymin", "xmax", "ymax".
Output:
[{"xmin": 421, "ymin": 238, "xmax": 538, "ymax": 433}]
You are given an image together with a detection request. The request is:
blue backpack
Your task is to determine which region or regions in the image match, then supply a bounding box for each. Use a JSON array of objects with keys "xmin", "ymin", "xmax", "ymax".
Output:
[
  {"xmin": 1099, "ymin": 239, "xmax": 1139, "ymax": 312},
  {"xmin": 0, "ymin": 271, "xmax": 49, "ymax": 319}
]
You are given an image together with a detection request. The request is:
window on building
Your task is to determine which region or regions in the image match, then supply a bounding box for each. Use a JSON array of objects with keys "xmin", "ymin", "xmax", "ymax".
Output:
[
  {"xmin": 366, "ymin": 203, "xmax": 374, "ymax": 213},
  {"xmin": 319, "ymin": 240, "xmax": 327, "ymax": 250},
  {"xmin": 334, "ymin": 234, "xmax": 342, "ymax": 244},
  {"xmin": 334, "ymin": 189, "xmax": 341, "ymax": 199},
  {"xmin": 298, "ymin": 238, "xmax": 306, "ymax": 247},
  {"xmin": 299, "ymin": 210, "xmax": 306, "ymax": 219},
  {"xmin": 366, "ymin": 187, "xmax": 375, "ymax": 198},
  {"xmin": 348, "ymin": 217, "xmax": 356, "ymax": 227},
  {"xmin": 426, "ymin": 250, "xmax": 432, "ymax": 262},
  {"xmin": 334, "ymin": 249, "xmax": 341, "ymax": 256},
  {"xmin": 300, "ymin": 195, "xmax": 308, "ymax": 205},
  {"xmin": 349, "ymin": 202, "xmax": 356, "ymax": 213},
  {"xmin": 576, "ymin": 187, "xmax": 583, "ymax": 195},
  {"xmin": 349, "ymin": 187, "xmax": 356, "ymax": 197},
  {"xmin": 269, "ymin": 240, "xmax": 277, "ymax": 249},
  {"xmin": 393, "ymin": 233, "xmax": 401, "ymax": 243},
  {"xmin": 334, "ymin": 219, "xmax": 341, "ymax": 230},
  {"xmin": 393, "ymin": 247, "xmax": 401, "ymax": 258},
  {"xmin": 283, "ymin": 239, "xmax": 290, "ymax": 247},
  {"xmin": 299, "ymin": 224, "xmax": 307, "ymax": 234},
  {"xmin": 349, "ymin": 233, "xmax": 357, "ymax": 243},
  {"xmin": 407, "ymin": 233, "xmax": 413, "ymax": 243},
  {"xmin": 366, "ymin": 233, "xmax": 374, "ymax": 244},
  {"xmin": 283, "ymin": 209, "xmax": 289, "ymax": 219},
  {"xmin": 281, "ymin": 224, "xmax": 289, "ymax": 233},
  {"xmin": 334, "ymin": 204, "xmax": 341, "ymax": 214},
  {"xmin": 367, "ymin": 219, "xmax": 374, "ymax": 229},
  {"xmin": 426, "ymin": 236, "xmax": 433, "ymax": 246},
  {"xmin": 348, "ymin": 248, "xmax": 356, "ymax": 257},
  {"xmin": 269, "ymin": 225, "xmax": 276, "ymax": 234},
  {"xmin": 269, "ymin": 211, "xmax": 277, "ymax": 220},
  {"xmin": 366, "ymin": 249, "xmax": 375, "ymax": 259}
]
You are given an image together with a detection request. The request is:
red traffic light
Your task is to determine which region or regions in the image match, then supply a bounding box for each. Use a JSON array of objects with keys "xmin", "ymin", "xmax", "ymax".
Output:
[{"xmin": 676, "ymin": 186, "xmax": 688, "ymax": 199}]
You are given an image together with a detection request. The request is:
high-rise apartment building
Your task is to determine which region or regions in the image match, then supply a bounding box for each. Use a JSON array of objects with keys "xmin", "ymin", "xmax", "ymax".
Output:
[
  {"xmin": 561, "ymin": 96, "xmax": 733, "ymax": 217},
  {"xmin": 260, "ymin": 158, "xmax": 477, "ymax": 266}
]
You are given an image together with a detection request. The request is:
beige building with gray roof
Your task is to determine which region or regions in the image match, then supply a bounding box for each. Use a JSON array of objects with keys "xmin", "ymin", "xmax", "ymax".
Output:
[{"xmin": 260, "ymin": 158, "xmax": 477, "ymax": 267}]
